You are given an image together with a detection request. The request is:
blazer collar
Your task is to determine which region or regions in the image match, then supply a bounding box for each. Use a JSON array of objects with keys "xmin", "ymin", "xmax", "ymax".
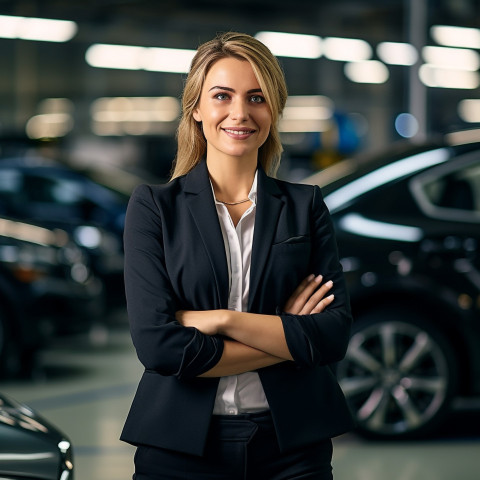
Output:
[
  {"xmin": 183, "ymin": 160, "xmax": 229, "ymax": 308},
  {"xmin": 249, "ymin": 167, "xmax": 283, "ymax": 310}
]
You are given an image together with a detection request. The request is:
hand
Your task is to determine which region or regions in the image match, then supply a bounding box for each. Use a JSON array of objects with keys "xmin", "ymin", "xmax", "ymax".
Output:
[
  {"xmin": 283, "ymin": 274, "xmax": 334, "ymax": 315},
  {"xmin": 175, "ymin": 309, "xmax": 225, "ymax": 336}
]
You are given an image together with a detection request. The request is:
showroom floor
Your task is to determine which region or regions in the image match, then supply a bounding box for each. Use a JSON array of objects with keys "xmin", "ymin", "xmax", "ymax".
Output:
[{"xmin": 3, "ymin": 315, "xmax": 480, "ymax": 480}]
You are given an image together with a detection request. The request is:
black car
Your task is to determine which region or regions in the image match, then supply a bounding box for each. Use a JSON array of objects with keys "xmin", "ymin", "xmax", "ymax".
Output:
[
  {"xmin": 304, "ymin": 130, "xmax": 480, "ymax": 439},
  {"xmin": 0, "ymin": 215, "xmax": 103, "ymax": 378},
  {"xmin": 0, "ymin": 392, "xmax": 73, "ymax": 479},
  {"xmin": 0, "ymin": 157, "xmax": 127, "ymax": 311}
]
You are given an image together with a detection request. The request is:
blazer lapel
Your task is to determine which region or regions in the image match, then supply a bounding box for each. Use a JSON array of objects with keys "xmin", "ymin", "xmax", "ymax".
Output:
[
  {"xmin": 248, "ymin": 168, "xmax": 283, "ymax": 311},
  {"xmin": 183, "ymin": 161, "xmax": 230, "ymax": 308}
]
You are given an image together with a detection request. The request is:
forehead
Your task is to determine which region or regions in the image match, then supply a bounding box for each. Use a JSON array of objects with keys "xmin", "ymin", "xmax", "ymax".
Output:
[{"xmin": 203, "ymin": 57, "xmax": 261, "ymax": 89}]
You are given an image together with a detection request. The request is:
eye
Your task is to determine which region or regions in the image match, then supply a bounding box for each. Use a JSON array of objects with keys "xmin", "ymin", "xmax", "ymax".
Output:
[
  {"xmin": 250, "ymin": 95, "xmax": 265, "ymax": 104},
  {"xmin": 214, "ymin": 93, "xmax": 230, "ymax": 101}
]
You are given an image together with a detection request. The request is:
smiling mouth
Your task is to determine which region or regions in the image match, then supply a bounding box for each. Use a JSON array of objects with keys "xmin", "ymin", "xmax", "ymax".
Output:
[{"xmin": 222, "ymin": 128, "xmax": 256, "ymax": 135}]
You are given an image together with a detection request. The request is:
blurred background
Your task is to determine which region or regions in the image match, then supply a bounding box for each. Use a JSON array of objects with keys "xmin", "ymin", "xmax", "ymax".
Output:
[{"xmin": 0, "ymin": 1, "xmax": 480, "ymax": 479}]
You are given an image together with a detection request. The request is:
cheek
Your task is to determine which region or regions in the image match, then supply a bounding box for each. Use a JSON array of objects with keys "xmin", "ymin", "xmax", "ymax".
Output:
[{"xmin": 259, "ymin": 112, "xmax": 272, "ymax": 140}]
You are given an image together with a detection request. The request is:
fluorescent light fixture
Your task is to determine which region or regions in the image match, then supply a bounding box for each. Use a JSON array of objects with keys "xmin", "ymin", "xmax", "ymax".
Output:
[
  {"xmin": 339, "ymin": 213, "xmax": 423, "ymax": 242},
  {"xmin": 323, "ymin": 37, "xmax": 372, "ymax": 62},
  {"xmin": 38, "ymin": 98, "xmax": 74, "ymax": 114},
  {"xmin": 377, "ymin": 42, "xmax": 418, "ymax": 65},
  {"xmin": 431, "ymin": 25, "xmax": 480, "ymax": 49},
  {"xmin": 458, "ymin": 99, "xmax": 480, "ymax": 123},
  {"xmin": 279, "ymin": 119, "xmax": 331, "ymax": 133},
  {"xmin": 255, "ymin": 31, "xmax": 322, "ymax": 59},
  {"xmin": 324, "ymin": 148, "xmax": 450, "ymax": 213},
  {"xmin": 422, "ymin": 46, "xmax": 479, "ymax": 71},
  {"xmin": 91, "ymin": 96, "xmax": 180, "ymax": 136},
  {"xmin": 344, "ymin": 60, "xmax": 389, "ymax": 84},
  {"xmin": 0, "ymin": 14, "xmax": 77, "ymax": 42},
  {"xmin": 144, "ymin": 47, "xmax": 196, "ymax": 73},
  {"xmin": 279, "ymin": 95, "xmax": 333, "ymax": 132},
  {"xmin": 85, "ymin": 44, "xmax": 196, "ymax": 73},
  {"xmin": 419, "ymin": 64, "xmax": 480, "ymax": 89},
  {"xmin": 86, "ymin": 44, "xmax": 144, "ymax": 70},
  {"xmin": 26, "ymin": 113, "xmax": 74, "ymax": 139},
  {"xmin": 283, "ymin": 95, "xmax": 333, "ymax": 120}
]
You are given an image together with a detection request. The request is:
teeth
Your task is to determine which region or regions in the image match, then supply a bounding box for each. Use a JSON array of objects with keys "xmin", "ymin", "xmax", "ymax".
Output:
[{"xmin": 224, "ymin": 129, "xmax": 253, "ymax": 135}]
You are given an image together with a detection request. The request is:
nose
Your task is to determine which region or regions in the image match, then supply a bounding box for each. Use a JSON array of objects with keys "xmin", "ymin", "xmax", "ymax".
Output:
[{"xmin": 230, "ymin": 98, "xmax": 249, "ymax": 121}]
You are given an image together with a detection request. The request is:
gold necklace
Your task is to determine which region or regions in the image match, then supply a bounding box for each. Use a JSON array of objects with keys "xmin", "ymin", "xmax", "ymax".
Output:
[{"xmin": 217, "ymin": 198, "xmax": 250, "ymax": 206}]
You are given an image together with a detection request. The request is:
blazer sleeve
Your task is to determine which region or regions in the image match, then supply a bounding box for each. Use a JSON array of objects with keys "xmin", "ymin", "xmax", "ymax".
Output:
[
  {"xmin": 279, "ymin": 185, "xmax": 352, "ymax": 368},
  {"xmin": 123, "ymin": 184, "xmax": 224, "ymax": 379}
]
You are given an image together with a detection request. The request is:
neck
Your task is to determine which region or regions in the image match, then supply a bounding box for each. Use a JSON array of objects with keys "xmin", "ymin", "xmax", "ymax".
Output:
[{"xmin": 207, "ymin": 154, "xmax": 257, "ymax": 202}]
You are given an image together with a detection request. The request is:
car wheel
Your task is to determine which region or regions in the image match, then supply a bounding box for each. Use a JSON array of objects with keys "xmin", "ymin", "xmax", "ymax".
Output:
[{"xmin": 337, "ymin": 309, "xmax": 457, "ymax": 439}]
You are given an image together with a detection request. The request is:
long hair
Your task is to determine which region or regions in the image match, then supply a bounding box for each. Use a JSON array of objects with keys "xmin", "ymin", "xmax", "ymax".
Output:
[{"xmin": 171, "ymin": 32, "xmax": 288, "ymax": 179}]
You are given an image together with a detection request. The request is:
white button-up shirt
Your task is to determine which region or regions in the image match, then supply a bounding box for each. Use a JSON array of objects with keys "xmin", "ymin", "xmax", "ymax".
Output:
[{"xmin": 211, "ymin": 171, "xmax": 269, "ymax": 415}]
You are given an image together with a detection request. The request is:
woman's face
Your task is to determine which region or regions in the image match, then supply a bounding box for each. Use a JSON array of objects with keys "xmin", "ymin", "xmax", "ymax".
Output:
[{"xmin": 193, "ymin": 57, "xmax": 272, "ymax": 163}]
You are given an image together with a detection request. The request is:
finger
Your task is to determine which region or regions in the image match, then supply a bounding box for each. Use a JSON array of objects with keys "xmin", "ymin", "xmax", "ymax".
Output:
[
  {"xmin": 299, "ymin": 280, "xmax": 333, "ymax": 315},
  {"xmin": 284, "ymin": 274, "xmax": 316, "ymax": 312},
  {"xmin": 311, "ymin": 294, "xmax": 335, "ymax": 314},
  {"xmin": 289, "ymin": 274, "xmax": 324, "ymax": 312}
]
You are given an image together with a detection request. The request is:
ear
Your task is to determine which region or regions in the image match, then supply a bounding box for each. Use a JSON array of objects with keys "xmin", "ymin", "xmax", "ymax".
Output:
[{"xmin": 193, "ymin": 108, "xmax": 202, "ymax": 122}]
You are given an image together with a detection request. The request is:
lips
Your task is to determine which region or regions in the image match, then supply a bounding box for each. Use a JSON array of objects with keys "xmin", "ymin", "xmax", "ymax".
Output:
[{"xmin": 222, "ymin": 127, "xmax": 256, "ymax": 139}]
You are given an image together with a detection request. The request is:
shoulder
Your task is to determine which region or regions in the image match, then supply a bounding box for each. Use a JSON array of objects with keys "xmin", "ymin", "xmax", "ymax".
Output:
[
  {"xmin": 268, "ymin": 176, "xmax": 322, "ymax": 203},
  {"xmin": 130, "ymin": 175, "xmax": 187, "ymax": 207}
]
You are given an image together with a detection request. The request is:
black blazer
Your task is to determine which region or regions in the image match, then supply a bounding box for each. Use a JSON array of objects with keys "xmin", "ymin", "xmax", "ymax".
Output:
[{"xmin": 120, "ymin": 160, "xmax": 355, "ymax": 456}]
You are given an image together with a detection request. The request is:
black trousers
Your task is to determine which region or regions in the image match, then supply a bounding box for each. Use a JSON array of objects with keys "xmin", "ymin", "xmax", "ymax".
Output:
[{"xmin": 133, "ymin": 411, "xmax": 334, "ymax": 480}]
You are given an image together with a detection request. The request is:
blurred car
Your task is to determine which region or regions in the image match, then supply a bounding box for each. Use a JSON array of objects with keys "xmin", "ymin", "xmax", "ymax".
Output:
[
  {"xmin": 0, "ymin": 392, "xmax": 73, "ymax": 479},
  {"xmin": 0, "ymin": 156, "xmax": 128, "ymax": 311},
  {"xmin": 303, "ymin": 129, "xmax": 480, "ymax": 439},
  {"xmin": 0, "ymin": 215, "xmax": 103, "ymax": 378}
]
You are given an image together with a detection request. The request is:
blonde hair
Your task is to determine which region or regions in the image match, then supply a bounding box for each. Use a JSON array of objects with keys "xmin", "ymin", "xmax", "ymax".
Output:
[{"xmin": 171, "ymin": 32, "xmax": 288, "ymax": 179}]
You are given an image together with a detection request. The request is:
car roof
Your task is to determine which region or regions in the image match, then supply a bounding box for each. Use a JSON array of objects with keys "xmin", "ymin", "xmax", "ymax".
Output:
[{"xmin": 301, "ymin": 132, "xmax": 480, "ymax": 197}]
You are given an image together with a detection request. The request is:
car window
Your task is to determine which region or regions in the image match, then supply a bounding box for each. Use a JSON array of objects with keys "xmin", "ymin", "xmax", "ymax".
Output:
[
  {"xmin": 411, "ymin": 154, "xmax": 480, "ymax": 222},
  {"xmin": 24, "ymin": 175, "xmax": 85, "ymax": 205}
]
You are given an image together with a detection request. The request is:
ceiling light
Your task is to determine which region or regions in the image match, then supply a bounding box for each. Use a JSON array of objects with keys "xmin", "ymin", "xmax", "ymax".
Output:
[
  {"xmin": 422, "ymin": 46, "xmax": 479, "ymax": 71},
  {"xmin": 458, "ymin": 99, "xmax": 480, "ymax": 123},
  {"xmin": 431, "ymin": 25, "xmax": 480, "ymax": 49},
  {"xmin": 279, "ymin": 119, "xmax": 331, "ymax": 133},
  {"xmin": 323, "ymin": 37, "xmax": 372, "ymax": 62},
  {"xmin": 26, "ymin": 113, "xmax": 74, "ymax": 139},
  {"xmin": 143, "ymin": 47, "xmax": 196, "ymax": 73},
  {"xmin": 86, "ymin": 44, "xmax": 196, "ymax": 73},
  {"xmin": 90, "ymin": 96, "xmax": 181, "ymax": 136},
  {"xmin": 255, "ymin": 31, "xmax": 322, "ymax": 59},
  {"xmin": 419, "ymin": 64, "xmax": 480, "ymax": 89},
  {"xmin": 377, "ymin": 42, "xmax": 418, "ymax": 65},
  {"xmin": 344, "ymin": 60, "xmax": 389, "ymax": 84},
  {"xmin": 279, "ymin": 95, "xmax": 334, "ymax": 132},
  {"xmin": 283, "ymin": 95, "xmax": 334, "ymax": 120},
  {"xmin": 86, "ymin": 44, "xmax": 145, "ymax": 70},
  {"xmin": 0, "ymin": 14, "xmax": 77, "ymax": 42}
]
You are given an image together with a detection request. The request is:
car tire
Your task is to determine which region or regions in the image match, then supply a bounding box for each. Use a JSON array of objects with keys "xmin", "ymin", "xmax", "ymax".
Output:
[{"xmin": 336, "ymin": 308, "xmax": 458, "ymax": 439}]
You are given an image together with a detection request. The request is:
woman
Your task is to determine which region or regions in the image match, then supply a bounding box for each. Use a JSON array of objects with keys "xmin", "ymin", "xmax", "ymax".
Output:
[{"xmin": 121, "ymin": 31, "xmax": 355, "ymax": 479}]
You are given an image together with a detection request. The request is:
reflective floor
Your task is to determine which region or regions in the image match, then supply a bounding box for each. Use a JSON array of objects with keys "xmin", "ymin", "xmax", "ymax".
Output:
[{"xmin": 3, "ymin": 316, "xmax": 480, "ymax": 480}]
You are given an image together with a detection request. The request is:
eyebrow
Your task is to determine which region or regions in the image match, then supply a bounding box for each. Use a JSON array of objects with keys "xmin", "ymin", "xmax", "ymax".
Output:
[{"xmin": 208, "ymin": 86, "xmax": 263, "ymax": 94}]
